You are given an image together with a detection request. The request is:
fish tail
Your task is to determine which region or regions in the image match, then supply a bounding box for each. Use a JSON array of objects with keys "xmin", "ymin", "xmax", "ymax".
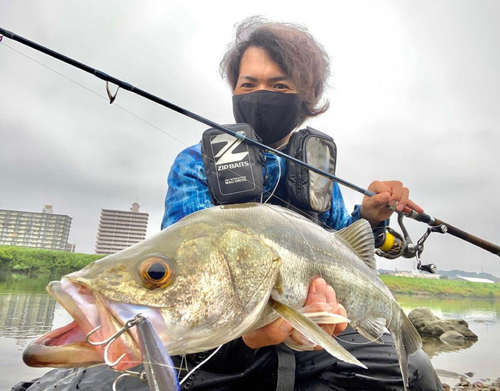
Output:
[{"xmin": 391, "ymin": 308, "xmax": 422, "ymax": 391}]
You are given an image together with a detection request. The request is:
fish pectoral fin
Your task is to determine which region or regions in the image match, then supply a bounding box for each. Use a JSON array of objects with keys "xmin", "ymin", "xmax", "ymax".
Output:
[
  {"xmin": 298, "ymin": 302, "xmax": 351, "ymax": 324},
  {"xmin": 301, "ymin": 311, "xmax": 350, "ymax": 325},
  {"xmin": 283, "ymin": 334, "xmax": 316, "ymax": 351},
  {"xmin": 354, "ymin": 317, "xmax": 387, "ymax": 344},
  {"xmin": 270, "ymin": 298, "xmax": 367, "ymax": 369}
]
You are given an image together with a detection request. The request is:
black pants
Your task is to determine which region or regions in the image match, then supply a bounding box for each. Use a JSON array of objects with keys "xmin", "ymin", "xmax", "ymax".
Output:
[{"xmin": 14, "ymin": 328, "xmax": 442, "ymax": 391}]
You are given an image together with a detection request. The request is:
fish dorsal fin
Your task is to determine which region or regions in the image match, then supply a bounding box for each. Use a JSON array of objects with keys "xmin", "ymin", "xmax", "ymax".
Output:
[{"xmin": 335, "ymin": 219, "xmax": 377, "ymax": 272}]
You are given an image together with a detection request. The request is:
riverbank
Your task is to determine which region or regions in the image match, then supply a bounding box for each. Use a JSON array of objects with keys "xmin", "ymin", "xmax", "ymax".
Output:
[
  {"xmin": 380, "ymin": 275, "xmax": 500, "ymax": 299},
  {"xmin": 2, "ymin": 245, "xmax": 500, "ymax": 299},
  {"xmin": 1, "ymin": 272, "xmax": 500, "ymax": 389},
  {"xmin": 0, "ymin": 245, "xmax": 103, "ymax": 274}
]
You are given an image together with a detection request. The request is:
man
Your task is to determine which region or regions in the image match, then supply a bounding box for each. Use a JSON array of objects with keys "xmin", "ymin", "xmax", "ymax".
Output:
[
  {"xmin": 14, "ymin": 16, "xmax": 442, "ymax": 391},
  {"xmin": 162, "ymin": 16, "xmax": 442, "ymax": 391}
]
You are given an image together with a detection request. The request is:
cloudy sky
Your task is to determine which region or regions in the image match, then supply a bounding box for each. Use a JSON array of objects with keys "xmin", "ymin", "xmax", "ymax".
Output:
[{"xmin": 1, "ymin": 1, "xmax": 499, "ymax": 276}]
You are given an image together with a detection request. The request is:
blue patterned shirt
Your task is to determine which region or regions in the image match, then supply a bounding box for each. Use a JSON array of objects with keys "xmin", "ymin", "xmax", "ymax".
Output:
[{"xmin": 161, "ymin": 143, "xmax": 361, "ymax": 230}]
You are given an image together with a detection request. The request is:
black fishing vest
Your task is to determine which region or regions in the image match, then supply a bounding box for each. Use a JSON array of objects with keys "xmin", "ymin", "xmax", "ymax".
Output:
[{"xmin": 201, "ymin": 125, "xmax": 337, "ymax": 217}]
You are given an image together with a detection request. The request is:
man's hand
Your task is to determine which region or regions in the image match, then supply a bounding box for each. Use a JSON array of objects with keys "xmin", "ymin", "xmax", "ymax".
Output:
[
  {"xmin": 242, "ymin": 277, "xmax": 348, "ymax": 349},
  {"xmin": 360, "ymin": 180, "xmax": 424, "ymax": 225}
]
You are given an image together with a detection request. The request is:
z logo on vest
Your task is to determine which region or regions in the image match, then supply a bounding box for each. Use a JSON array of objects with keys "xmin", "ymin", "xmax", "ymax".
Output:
[
  {"xmin": 211, "ymin": 133, "xmax": 251, "ymax": 172},
  {"xmin": 201, "ymin": 124, "xmax": 264, "ymax": 203}
]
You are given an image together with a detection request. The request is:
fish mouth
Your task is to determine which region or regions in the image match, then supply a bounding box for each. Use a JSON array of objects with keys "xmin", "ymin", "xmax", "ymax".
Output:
[{"xmin": 23, "ymin": 278, "xmax": 146, "ymax": 370}]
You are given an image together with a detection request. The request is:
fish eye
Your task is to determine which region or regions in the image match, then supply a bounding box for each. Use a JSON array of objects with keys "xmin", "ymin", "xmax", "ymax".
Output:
[{"xmin": 139, "ymin": 256, "xmax": 176, "ymax": 289}]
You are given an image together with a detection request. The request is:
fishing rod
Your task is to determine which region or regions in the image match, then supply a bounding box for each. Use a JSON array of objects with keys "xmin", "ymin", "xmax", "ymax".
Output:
[{"xmin": 1, "ymin": 27, "xmax": 499, "ymax": 260}]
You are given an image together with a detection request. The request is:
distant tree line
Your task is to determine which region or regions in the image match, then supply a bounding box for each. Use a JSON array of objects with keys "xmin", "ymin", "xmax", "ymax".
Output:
[{"xmin": 0, "ymin": 245, "xmax": 104, "ymax": 274}]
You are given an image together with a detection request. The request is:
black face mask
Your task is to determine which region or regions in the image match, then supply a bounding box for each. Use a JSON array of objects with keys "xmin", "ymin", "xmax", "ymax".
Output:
[{"xmin": 232, "ymin": 90, "xmax": 304, "ymax": 145}]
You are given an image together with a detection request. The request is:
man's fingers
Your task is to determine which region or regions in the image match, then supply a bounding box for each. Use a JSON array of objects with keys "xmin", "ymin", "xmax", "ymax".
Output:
[
  {"xmin": 242, "ymin": 318, "xmax": 293, "ymax": 349},
  {"xmin": 325, "ymin": 283, "xmax": 335, "ymax": 304},
  {"xmin": 406, "ymin": 199, "xmax": 424, "ymax": 214},
  {"xmin": 334, "ymin": 304, "xmax": 348, "ymax": 335},
  {"xmin": 244, "ymin": 277, "xmax": 348, "ymax": 350},
  {"xmin": 321, "ymin": 284, "xmax": 336, "ymax": 335}
]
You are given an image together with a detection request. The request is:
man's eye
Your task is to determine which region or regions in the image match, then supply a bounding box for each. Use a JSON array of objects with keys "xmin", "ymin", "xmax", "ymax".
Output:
[
  {"xmin": 240, "ymin": 83, "xmax": 254, "ymax": 88},
  {"xmin": 274, "ymin": 83, "xmax": 290, "ymax": 90}
]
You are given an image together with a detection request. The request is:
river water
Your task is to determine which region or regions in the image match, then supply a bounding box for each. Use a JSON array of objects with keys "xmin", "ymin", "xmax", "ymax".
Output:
[{"xmin": 1, "ymin": 272, "xmax": 499, "ymax": 390}]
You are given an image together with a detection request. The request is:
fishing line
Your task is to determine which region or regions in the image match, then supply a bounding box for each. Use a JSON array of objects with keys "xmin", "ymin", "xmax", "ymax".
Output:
[
  {"xmin": 262, "ymin": 155, "xmax": 282, "ymax": 204},
  {"xmin": 0, "ymin": 29, "xmax": 373, "ymax": 199},
  {"xmin": 177, "ymin": 355, "xmax": 190, "ymax": 380},
  {"xmin": 334, "ymin": 331, "xmax": 386, "ymax": 346},
  {"xmin": 0, "ymin": 41, "xmax": 188, "ymax": 149},
  {"xmin": 0, "ymin": 38, "xmax": 343, "ymax": 235},
  {"xmin": 178, "ymin": 345, "xmax": 223, "ymax": 386},
  {"xmin": 2, "ymin": 27, "xmax": 500, "ymax": 257},
  {"xmin": 263, "ymin": 204, "xmax": 319, "ymax": 265},
  {"xmin": 2, "ymin": 40, "xmax": 359, "ymax": 375}
]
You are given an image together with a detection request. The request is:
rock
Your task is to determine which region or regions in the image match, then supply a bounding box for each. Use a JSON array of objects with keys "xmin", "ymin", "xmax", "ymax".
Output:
[
  {"xmin": 408, "ymin": 307, "xmax": 478, "ymax": 339},
  {"xmin": 457, "ymin": 376, "xmax": 471, "ymax": 387},
  {"xmin": 440, "ymin": 330, "xmax": 466, "ymax": 345}
]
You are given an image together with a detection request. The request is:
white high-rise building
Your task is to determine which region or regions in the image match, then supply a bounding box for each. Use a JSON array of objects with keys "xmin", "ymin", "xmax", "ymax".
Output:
[{"xmin": 95, "ymin": 203, "xmax": 149, "ymax": 255}]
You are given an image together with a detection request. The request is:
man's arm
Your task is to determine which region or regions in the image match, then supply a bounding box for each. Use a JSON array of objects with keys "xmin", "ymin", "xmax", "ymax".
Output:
[{"xmin": 161, "ymin": 144, "xmax": 214, "ymax": 229}]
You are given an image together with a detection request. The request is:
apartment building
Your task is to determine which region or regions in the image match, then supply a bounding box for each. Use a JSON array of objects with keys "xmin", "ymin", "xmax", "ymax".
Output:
[
  {"xmin": 95, "ymin": 203, "xmax": 149, "ymax": 255},
  {"xmin": 0, "ymin": 205, "xmax": 72, "ymax": 251}
]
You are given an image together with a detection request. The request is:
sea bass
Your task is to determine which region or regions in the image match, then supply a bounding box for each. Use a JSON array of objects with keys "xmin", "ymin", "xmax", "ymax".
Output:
[{"xmin": 23, "ymin": 203, "xmax": 421, "ymax": 389}]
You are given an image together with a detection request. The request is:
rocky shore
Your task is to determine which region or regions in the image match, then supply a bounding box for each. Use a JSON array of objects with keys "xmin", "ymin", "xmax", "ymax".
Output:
[
  {"xmin": 408, "ymin": 308, "xmax": 497, "ymax": 391},
  {"xmin": 442, "ymin": 376, "xmax": 500, "ymax": 390}
]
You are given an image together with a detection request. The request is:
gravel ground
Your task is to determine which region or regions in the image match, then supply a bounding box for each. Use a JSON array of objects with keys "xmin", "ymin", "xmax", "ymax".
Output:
[{"xmin": 442, "ymin": 376, "xmax": 500, "ymax": 390}]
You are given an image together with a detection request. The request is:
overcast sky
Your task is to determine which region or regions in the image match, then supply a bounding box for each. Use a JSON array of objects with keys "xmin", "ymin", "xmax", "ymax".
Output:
[{"xmin": 1, "ymin": 1, "xmax": 499, "ymax": 276}]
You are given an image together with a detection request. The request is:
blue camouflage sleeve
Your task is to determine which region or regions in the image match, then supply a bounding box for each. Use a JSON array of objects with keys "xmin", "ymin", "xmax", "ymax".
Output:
[
  {"xmin": 161, "ymin": 144, "xmax": 214, "ymax": 229},
  {"xmin": 319, "ymin": 182, "xmax": 362, "ymax": 231}
]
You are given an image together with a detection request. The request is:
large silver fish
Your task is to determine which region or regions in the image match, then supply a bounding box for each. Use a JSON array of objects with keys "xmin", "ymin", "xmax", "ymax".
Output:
[{"xmin": 24, "ymin": 203, "xmax": 421, "ymax": 389}]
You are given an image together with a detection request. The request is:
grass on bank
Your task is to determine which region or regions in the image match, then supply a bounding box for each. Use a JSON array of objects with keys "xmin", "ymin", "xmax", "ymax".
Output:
[
  {"xmin": 381, "ymin": 274, "xmax": 500, "ymax": 299},
  {"xmin": 0, "ymin": 245, "xmax": 104, "ymax": 274},
  {"xmin": 1, "ymin": 245, "xmax": 499, "ymax": 299}
]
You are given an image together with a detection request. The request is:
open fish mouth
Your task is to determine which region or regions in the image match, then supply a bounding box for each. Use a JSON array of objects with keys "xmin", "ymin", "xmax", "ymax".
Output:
[{"xmin": 23, "ymin": 278, "xmax": 155, "ymax": 370}]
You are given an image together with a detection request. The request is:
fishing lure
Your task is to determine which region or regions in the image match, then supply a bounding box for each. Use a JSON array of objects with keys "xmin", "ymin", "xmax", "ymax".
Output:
[{"xmin": 86, "ymin": 314, "xmax": 180, "ymax": 391}]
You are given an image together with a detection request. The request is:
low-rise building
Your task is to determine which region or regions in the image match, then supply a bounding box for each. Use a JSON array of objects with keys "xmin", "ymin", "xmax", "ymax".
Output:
[
  {"xmin": 0, "ymin": 205, "xmax": 72, "ymax": 251},
  {"xmin": 451, "ymin": 276, "xmax": 495, "ymax": 284}
]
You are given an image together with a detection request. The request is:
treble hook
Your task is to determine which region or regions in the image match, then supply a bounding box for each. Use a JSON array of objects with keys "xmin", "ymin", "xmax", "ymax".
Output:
[
  {"xmin": 106, "ymin": 80, "xmax": 120, "ymax": 104},
  {"xmin": 85, "ymin": 314, "xmax": 146, "ymax": 367},
  {"xmin": 112, "ymin": 370, "xmax": 148, "ymax": 391}
]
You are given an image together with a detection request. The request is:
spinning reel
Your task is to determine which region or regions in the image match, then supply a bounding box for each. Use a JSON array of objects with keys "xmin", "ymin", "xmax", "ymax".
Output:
[{"xmin": 375, "ymin": 212, "xmax": 448, "ymax": 273}]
